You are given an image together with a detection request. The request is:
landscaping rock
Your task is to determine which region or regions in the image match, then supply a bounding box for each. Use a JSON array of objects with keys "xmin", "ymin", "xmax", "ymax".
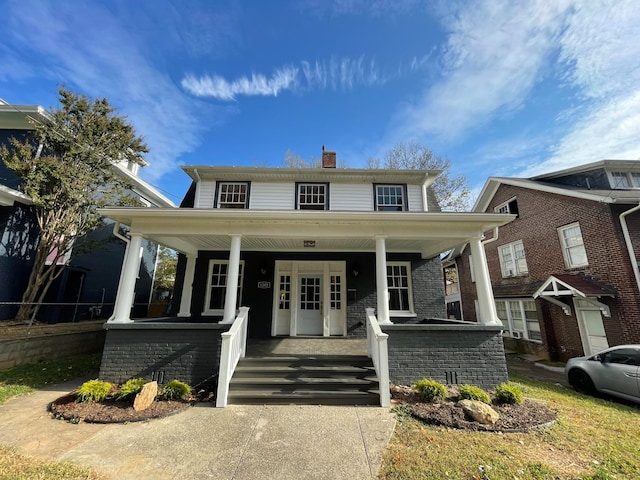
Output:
[
  {"xmin": 456, "ymin": 399, "xmax": 499, "ymax": 425},
  {"xmin": 133, "ymin": 381, "xmax": 158, "ymax": 411}
]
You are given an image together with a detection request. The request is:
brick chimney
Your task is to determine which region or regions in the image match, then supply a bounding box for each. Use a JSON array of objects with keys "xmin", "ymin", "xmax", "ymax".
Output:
[{"xmin": 322, "ymin": 145, "xmax": 336, "ymax": 168}]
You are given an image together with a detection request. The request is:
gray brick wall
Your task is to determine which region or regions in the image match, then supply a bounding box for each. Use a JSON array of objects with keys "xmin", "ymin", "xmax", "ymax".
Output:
[
  {"xmin": 407, "ymin": 256, "xmax": 445, "ymax": 322},
  {"xmin": 382, "ymin": 323, "xmax": 508, "ymax": 389},
  {"xmin": 99, "ymin": 322, "xmax": 230, "ymax": 388}
]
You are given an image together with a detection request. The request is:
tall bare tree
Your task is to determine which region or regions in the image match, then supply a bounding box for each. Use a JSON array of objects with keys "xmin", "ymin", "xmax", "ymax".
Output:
[
  {"xmin": 369, "ymin": 141, "xmax": 471, "ymax": 211},
  {"xmin": 1, "ymin": 88, "xmax": 147, "ymax": 322}
]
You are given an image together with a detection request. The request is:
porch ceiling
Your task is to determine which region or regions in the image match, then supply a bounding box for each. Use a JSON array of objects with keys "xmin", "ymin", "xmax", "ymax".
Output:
[{"xmin": 99, "ymin": 207, "xmax": 515, "ymax": 258}]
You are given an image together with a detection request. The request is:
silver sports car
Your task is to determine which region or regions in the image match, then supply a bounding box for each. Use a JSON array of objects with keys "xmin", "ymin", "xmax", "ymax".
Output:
[{"xmin": 565, "ymin": 345, "xmax": 640, "ymax": 403}]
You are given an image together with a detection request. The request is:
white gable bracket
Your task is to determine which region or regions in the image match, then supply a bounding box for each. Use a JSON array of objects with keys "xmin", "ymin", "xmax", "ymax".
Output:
[{"xmin": 536, "ymin": 296, "xmax": 572, "ymax": 316}]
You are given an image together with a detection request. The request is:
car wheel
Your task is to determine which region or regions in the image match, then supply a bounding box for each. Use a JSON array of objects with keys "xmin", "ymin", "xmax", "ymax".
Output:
[{"xmin": 569, "ymin": 369, "xmax": 595, "ymax": 395}]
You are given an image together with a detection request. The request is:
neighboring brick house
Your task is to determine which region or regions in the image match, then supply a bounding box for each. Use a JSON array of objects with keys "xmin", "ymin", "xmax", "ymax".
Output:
[
  {"xmin": 0, "ymin": 100, "xmax": 175, "ymax": 322},
  {"xmin": 445, "ymin": 160, "xmax": 640, "ymax": 361}
]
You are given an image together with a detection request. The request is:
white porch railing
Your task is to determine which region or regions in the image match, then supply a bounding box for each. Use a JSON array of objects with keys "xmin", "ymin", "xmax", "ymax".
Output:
[
  {"xmin": 216, "ymin": 306, "xmax": 250, "ymax": 408},
  {"xmin": 365, "ymin": 307, "xmax": 390, "ymax": 407}
]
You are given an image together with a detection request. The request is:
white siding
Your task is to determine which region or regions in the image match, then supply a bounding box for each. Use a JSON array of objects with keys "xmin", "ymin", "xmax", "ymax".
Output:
[
  {"xmin": 249, "ymin": 182, "xmax": 295, "ymax": 210},
  {"xmin": 196, "ymin": 181, "xmax": 216, "ymax": 208},
  {"xmin": 330, "ymin": 183, "xmax": 374, "ymax": 211},
  {"xmin": 407, "ymin": 184, "xmax": 424, "ymax": 211}
]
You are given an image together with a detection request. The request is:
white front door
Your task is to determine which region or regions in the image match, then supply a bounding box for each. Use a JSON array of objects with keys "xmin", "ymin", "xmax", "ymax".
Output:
[
  {"xmin": 297, "ymin": 275, "xmax": 323, "ymax": 335},
  {"xmin": 577, "ymin": 301, "xmax": 609, "ymax": 355}
]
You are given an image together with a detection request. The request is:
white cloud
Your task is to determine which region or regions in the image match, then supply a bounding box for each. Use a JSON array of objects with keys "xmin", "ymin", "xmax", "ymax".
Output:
[
  {"xmin": 0, "ymin": 0, "xmax": 229, "ymax": 188},
  {"xmin": 528, "ymin": 0, "xmax": 640, "ymax": 175},
  {"xmin": 182, "ymin": 56, "xmax": 387, "ymax": 100},
  {"xmin": 391, "ymin": 0, "xmax": 572, "ymax": 142},
  {"xmin": 182, "ymin": 66, "xmax": 299, "ymax": 100}
]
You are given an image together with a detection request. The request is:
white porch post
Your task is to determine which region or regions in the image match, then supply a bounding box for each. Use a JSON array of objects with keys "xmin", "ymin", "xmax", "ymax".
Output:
[
  {"xmin": 177, "ymin": 253, "xmax": 196, "ymax": 317},
  {"xmin": 222, "ymin": 234, "xmax": 242, "ymax": 323},
  {"xmin": 375, "ymin": 236, "xmax": 392, "ymax": 324},
  {"xmin": 109, "ymin": 233, "xmax": 143, "ymax": 323},
  {"xmin": 469, "ymin": 237, "xmax": 502, "ymax": 325}
]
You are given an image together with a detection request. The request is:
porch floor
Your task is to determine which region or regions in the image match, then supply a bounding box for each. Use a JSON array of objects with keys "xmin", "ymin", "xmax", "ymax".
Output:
[{"xmin": 245, "ymin": 337, "xmax": 368, "ymax": 357}]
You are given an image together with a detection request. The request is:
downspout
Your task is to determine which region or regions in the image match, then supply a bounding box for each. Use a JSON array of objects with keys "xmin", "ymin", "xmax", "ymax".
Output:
[
  {"xmin": 619, "ymin": 203, "xmax": 640, "ymax": 293},
  {"xmin": 112, "ymin": 221, "xmax": 130, "ymax": 244}
]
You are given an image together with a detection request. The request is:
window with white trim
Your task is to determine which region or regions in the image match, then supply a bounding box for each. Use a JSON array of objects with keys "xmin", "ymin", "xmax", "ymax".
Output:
[
  {"xmin": 608, "ymin": 171, "xmax": 640, "ymax": 189},
  {"xmin": 217, "ymin": 182, "xmax": 248, "ymax": 208},
  {"xmin": 204, "ymin": 260, "xmax": 244, "ymax": 315},
  {"xmin": 387, "ymin": 262, "xmax": 414, "ymax": 314},
  {"xmin": 375, "ymin": 184, "xmax": 406, "ymax": 211},
  {"xmin": 558, "ymin": 222, "xmax": 588, "ymax": 268},
  {"xmin": 278, "ymin": 275, "xmax": 291, "ymax": 310},
  {"xmin": 494, "ymin": 198, "xmax": 519, "ymax": 216},
  {"xmin": 498, "ymin": 240, "xmax": 528, "ymax": 277},
  {"xmin": 610, "ymin": 172, "xmax": 630, "ymax": 188},
  {"xmin": 330, "ymin": 275, "xmax": 342, "ymax": 309},
  {"xmin": 297, "ymin": 183, "xmax": 327, "ymax": 210},
  {"xmin": 495, "ymin": 299, "xmax": 541, "ymax": 342}
]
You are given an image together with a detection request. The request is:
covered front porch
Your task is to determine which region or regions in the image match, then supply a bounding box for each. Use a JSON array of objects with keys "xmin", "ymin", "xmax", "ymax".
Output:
[
  {"xmin": 99, "ymin": 208, "xmax": 513, "ymax": 331},
  {"xmin": 97, "ymin": 207, "xmax": 513, "ymax": 407}
]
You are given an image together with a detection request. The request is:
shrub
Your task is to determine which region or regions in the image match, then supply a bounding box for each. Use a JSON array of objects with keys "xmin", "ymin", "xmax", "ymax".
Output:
[
  {"xmin": 160, "ymin": 380, "xmax": 192, "ymax": 401},
  {"xmin": 114, "ymin": 378, "xmax": 147, "ymax": 401},
  {"xmin": 76, "ymin": 379, "xmax": 112, "ymax": 403},
  {"xmin": 458, "ymin": 384, "xmax": 491, "ymax": 404},
  {"xmin": 494, "ymin": 382, "xmax": 524, "ymax": 405},
  {"xmin": 412, "ymin": 379, "xmax": 447, "ymax": 402}
]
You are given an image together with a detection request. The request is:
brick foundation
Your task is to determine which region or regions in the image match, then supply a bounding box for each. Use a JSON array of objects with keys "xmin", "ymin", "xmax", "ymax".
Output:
[
  {"xmin": 99, "ymin": 320, "xmax": 229, "ymax": 388},
  {"xmin": 381, "ymin": 321, "xmax": 508, "ymax": 389}
]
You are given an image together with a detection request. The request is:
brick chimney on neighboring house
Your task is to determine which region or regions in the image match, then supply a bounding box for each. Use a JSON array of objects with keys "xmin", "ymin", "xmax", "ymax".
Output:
[{"xmin": 321, "ymin": 145, "xmax": 336, "ymax": 168}]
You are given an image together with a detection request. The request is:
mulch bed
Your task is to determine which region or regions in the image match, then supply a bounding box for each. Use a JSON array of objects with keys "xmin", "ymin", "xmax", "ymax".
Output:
[
  {"xmin": 49, "ymin": 389, "xmax": 215, "ymax": 424},
  {"xmin": 391, "ymin": 384, "xmax": 558, "ymax": 432}
]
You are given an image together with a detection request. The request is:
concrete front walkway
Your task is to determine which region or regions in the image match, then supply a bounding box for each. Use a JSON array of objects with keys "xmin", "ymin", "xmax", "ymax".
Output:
[{"xmin": 0, "ymin": 377, "xmax": 396, "ymax": 480}]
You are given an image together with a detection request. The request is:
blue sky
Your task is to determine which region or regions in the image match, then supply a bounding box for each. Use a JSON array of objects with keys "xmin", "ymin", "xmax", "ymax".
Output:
[{"xmin": 2, "ymin": 0, "xmax": 639, "ymax": 204}]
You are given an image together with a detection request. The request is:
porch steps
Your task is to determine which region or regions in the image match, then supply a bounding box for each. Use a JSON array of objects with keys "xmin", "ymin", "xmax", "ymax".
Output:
[{"xmin": 227, "ymin": 355, "xmax": 381, "ymax": 405}]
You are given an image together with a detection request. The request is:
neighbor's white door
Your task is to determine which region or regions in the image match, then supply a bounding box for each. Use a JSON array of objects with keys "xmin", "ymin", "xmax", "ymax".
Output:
[
  {"xmin": 297, "ymin": 275, "xmax": 323, "ymax": 335},
  {"xmin": 578, "ymin": 306, "xmax": 609, "ymax": 355}
]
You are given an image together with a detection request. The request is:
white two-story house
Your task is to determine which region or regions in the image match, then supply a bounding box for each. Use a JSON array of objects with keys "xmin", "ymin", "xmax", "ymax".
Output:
[{"xmin": 101, "ymin": 150, "xmax": 512, "ymax": 340}]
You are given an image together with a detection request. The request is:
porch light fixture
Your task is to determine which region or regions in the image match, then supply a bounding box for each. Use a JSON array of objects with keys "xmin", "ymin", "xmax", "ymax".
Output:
[{"xmin": 303, "ymin": 240, "xmax": 316, "ymax": 248}]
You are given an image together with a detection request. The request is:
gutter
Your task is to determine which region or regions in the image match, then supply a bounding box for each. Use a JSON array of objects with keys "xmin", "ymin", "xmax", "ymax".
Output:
[{"xmin": 619, "ymin": 202, "xmax": 640, "ymax": 293}]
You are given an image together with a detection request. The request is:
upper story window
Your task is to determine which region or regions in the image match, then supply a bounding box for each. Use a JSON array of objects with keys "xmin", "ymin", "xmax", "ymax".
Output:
[
  {"xmin": 498, "ymin": 240, "xmax": 528, "ymax": 277},
  {"xmin": 217, "ymin": 182, "xmax": 249, "ymax": 209},
  {"xmin": 297, "ymin": 183, "xmax": 328, "ymax": 210},
  {"xmin": 375, "ymin": 184, "xmax": 406, "ymax": 211},
  {"xmin": 558, "ymin": 222, "xmax": 588, "ymax": 268},
  {"xmin": 494, "ymin": 197, "xmax": 519, "ymax": 216},
  {"xmin": 609, "ymin": 171, "xmax": 640, "ymax": 189}
]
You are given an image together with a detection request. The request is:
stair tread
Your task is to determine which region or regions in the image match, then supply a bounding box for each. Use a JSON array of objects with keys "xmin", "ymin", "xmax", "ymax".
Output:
[
  {"xmin": 228, "ymin": 389, "xmax": 380, "ymax": 397},
  {"xmin": 228, "ymin": 355, "xmax": 381, "ymax": 405}
]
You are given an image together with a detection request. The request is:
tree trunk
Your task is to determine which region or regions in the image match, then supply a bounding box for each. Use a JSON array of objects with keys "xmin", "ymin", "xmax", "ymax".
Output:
[{"xmin": 14, "ymin": 240, "xmax": 63, "ymax": 323}]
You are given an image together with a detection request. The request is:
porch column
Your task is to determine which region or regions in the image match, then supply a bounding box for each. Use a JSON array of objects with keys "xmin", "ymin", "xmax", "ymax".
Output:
[
  {"xmin": 108, "ymin": 233, "xmax": 143, "ymax": 323},
  {"xmin": 177, "ymin": 254, "xmax": 196, "ymax": 317},
  {"xmin": 469, "ymin": 237, "xmax": 502, "ymax": 325},
  {"xmin": 222, "ymin": 234, "xmax": 242, "ymax": 323},
  {"xmin": 375, "ymin": 236, "xmax": 391, "ymax": 324}
]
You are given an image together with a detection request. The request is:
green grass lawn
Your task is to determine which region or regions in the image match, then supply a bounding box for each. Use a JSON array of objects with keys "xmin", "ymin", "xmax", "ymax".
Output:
[
  {"xmin": 0, "ymin": 353, "xmax": 104, "ymax": 479},
  {"xmin": 0, "ymin": 353, "xmax": 101, "ymax": 404},
  {"xmin": 378, "ymin": 376, "xmax": 640, "ymax": 480}
]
